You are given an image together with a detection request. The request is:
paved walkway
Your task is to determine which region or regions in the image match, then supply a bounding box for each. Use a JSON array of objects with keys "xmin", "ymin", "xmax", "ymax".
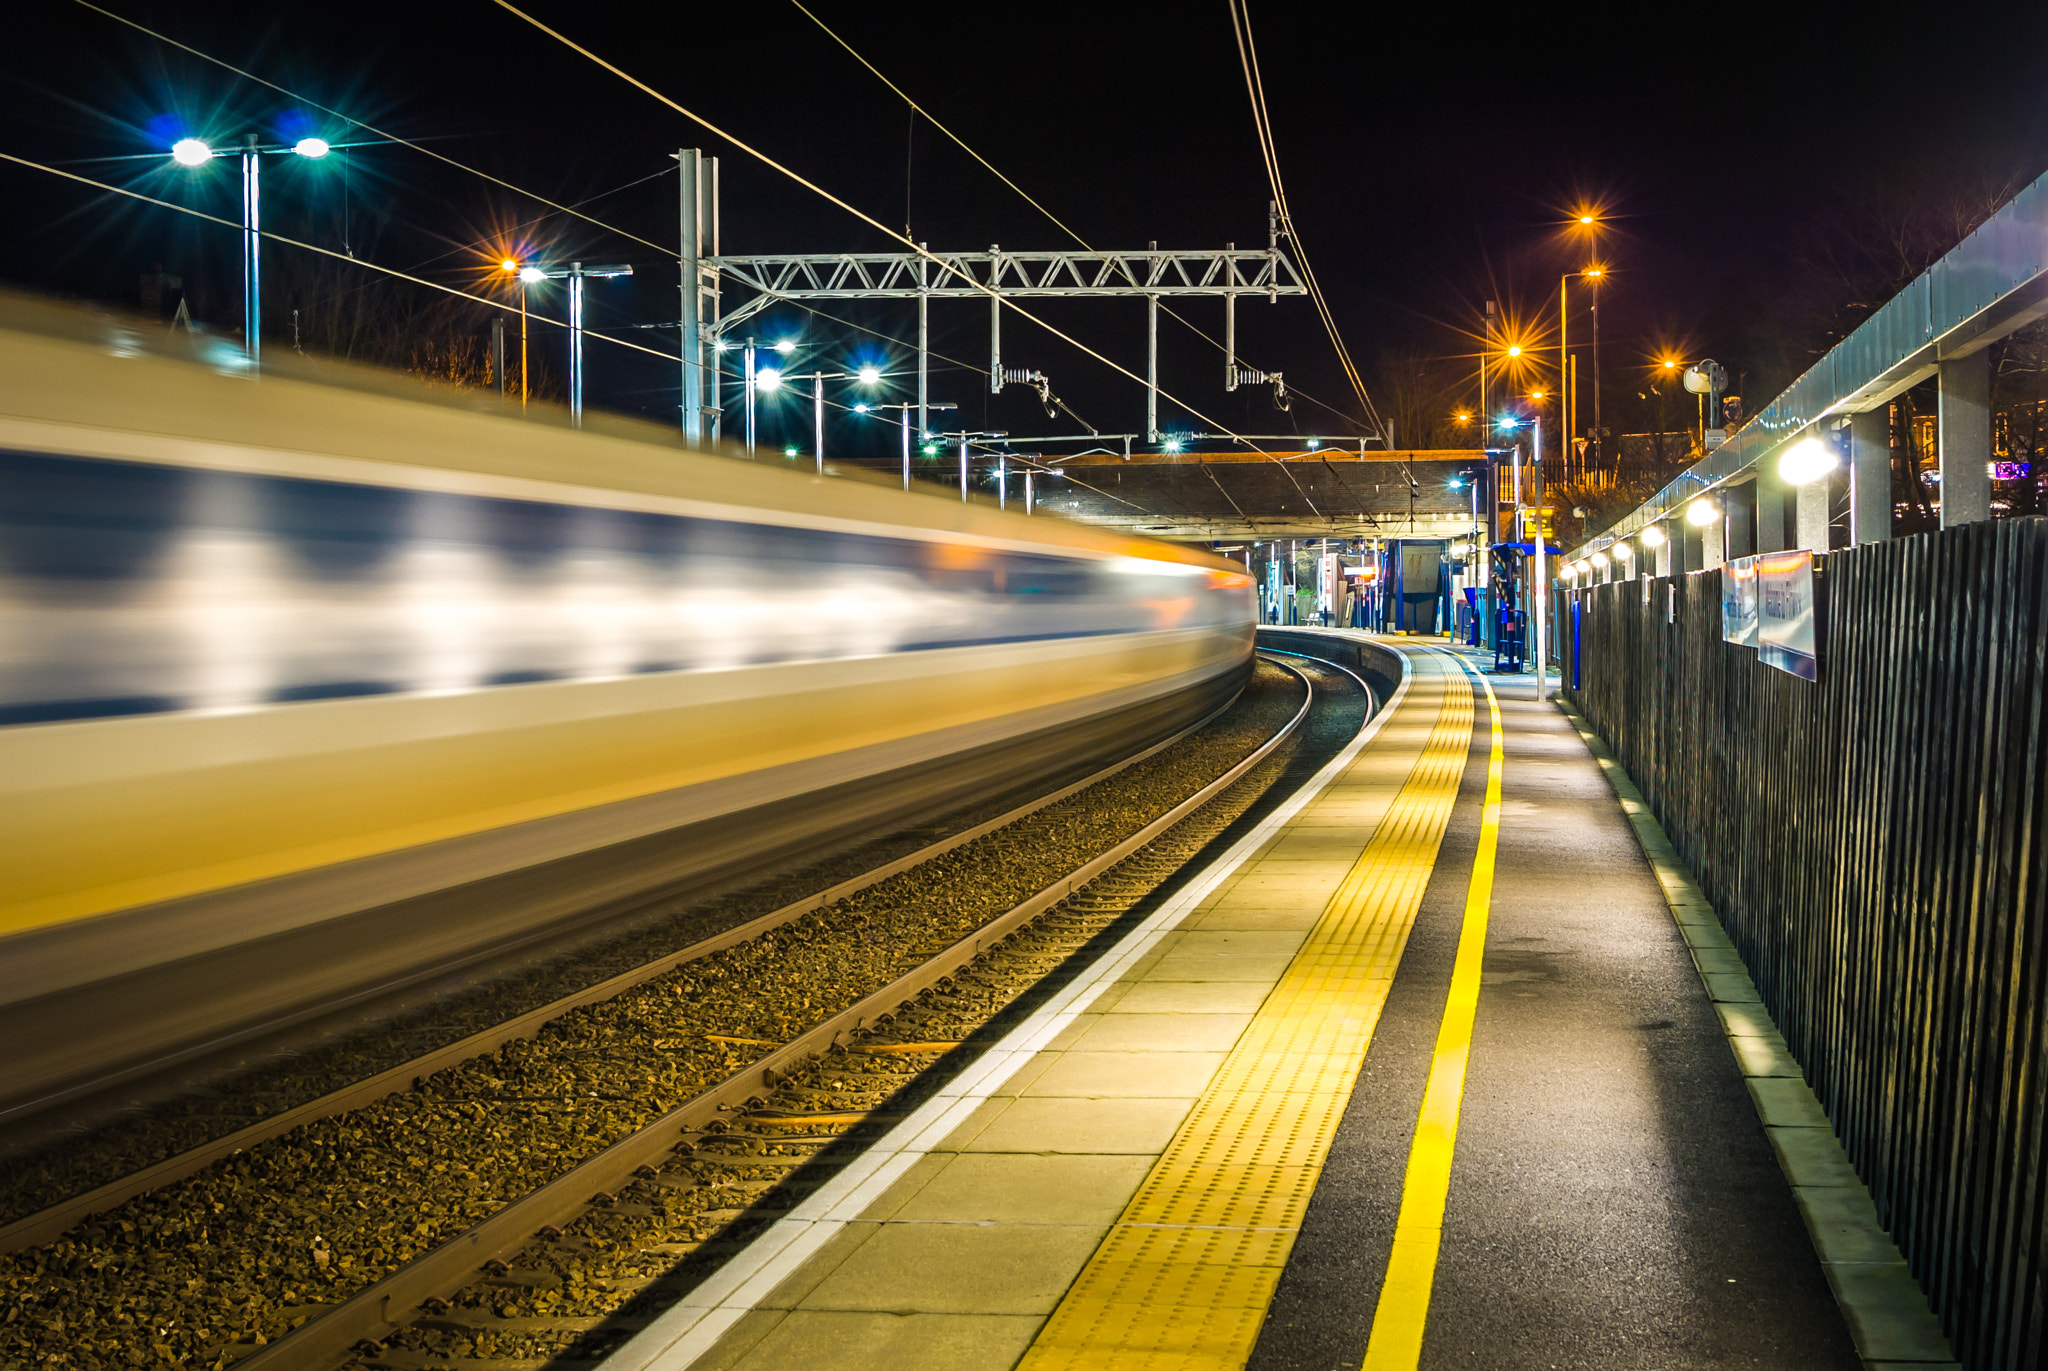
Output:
[{"xmin": 603, "ymin": 636, "xmax": 1874, "ymax": 1371}]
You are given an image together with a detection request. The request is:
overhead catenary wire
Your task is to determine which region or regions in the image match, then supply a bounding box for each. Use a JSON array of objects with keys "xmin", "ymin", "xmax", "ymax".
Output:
[
  {"xmin": 488, "ymin": 0, "xmax": 1268, "ymax": 453},
  {"xmin": 68, "ymin": 0, "xmax": 677, "ymax": 259},
  {"xmin": 1227, "ymin": 0, "xmax": 1385, "ymax": 438},
  {"xmin": 0, "ymin": 152, "xmax": 681, "ymax": 367},
  {"xmin": 787, "ymin": 0, "xmax": 1359, "ymax": 438},
  {"xmin": 405, "ymin": 164, "xmax": 680, "ymax": 276},
  {"xmin": 79, "ymin": 0, "xmax": 1331, "ymax": 463},
  {"xmin": 4, "ymin": 148, "xmax": 1149, "ymax": 508}
]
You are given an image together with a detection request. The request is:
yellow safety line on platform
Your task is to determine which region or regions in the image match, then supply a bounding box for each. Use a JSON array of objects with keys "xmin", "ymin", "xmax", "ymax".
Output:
[
  {"xmin": 1018, "ymin": 655, "xmax": 1474, "ymax": 1371},
  {"xmin": 1360, "ymin": 655, "xmax": 1503, "ymax": 1370}
]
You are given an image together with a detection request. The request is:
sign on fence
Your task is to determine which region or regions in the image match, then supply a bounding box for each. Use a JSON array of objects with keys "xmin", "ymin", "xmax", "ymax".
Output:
[
  {"xmin": 1757, "ymin": 549, "xmax": 1818, "ymax": 680},
  {"xmin": 1721, "ymin": 556, "xmax": 1760, "ymax": 647}
]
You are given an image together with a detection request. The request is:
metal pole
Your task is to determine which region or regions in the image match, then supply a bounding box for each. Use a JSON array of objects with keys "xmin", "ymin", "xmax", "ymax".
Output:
[
  {"xmin": 241, "ymin": 135, "xmax": 260, "ymax": 366},
  {"xmin": 998, "ymin": 452, "xmax": 1007, "ymax": 509},
  {"xmin": 568, "ymin": 263, "xmax": 585, "ymax": 427},
  {"xmin": 709, "ymin": 155, "xmax": 723, "ymax": 445},
  {"xmin": 959, "ymin": 437, "xmax": 969, "ymax": 502},
  {"xmin": 1590, "ymin": 279, "xmax": 1602, "ymax": 473},
  {"xmin": 813, "ymin": 372, "xmax": 824, "ymax": 475},
  {"xmin": 918, "ymin": 245, "xmax": 929, "ymax": 441},
  {"xmin": 519, "ymin": 284, "xmax": 528, "ymax": 408},
  {"xmin": 744, "ymin": 339, "xmax": 756, "ymax": 454},
  {"xmin": 1146, "ymin": 291, "xmax": 1159, "ymax": 441},
  {"xmin": 901, "ymin": 407, "xmax": 911, "ymax": 490},
  {"xmin": 1026, "ymin": 469, "xmax": 1034, "ymax": 514},
  {"xmin": 1512, "ymin": 441, "xmax": 1523, "ymax": 662},
  {"xmin": 1558, "ymin": 275, "xmax": 1569, "ymax": 453},
  {"xmin": 1533, "ymin": 419, "xmax": 1548, "ymax": 701},
  {"xmin": 990, "ymin": 246, "xmax": 1001, "ymax": 394},
  {"xmin": 679, "ymin": 148, "xmax": 702, "ymax": 443},
  {"xmin": 1225, "ymin": 283, "xmax": 1236, "ymax": 390},
  {"xmin": 492, "ymin": 316, "xmax": 505, "ymax": 398}
]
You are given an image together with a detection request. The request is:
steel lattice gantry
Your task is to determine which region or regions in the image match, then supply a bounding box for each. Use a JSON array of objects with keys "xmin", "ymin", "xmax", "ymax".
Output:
[
  {"xmin": 711, "ymin": 248, "xmax": 1306, "ymax": 300},
  {"xmin": 697, "ymin": 242, "xmax": 1308, "ymax": 442}
]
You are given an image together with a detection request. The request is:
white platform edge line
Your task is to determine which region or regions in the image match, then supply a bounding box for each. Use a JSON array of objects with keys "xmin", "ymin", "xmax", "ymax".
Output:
[{"xmin": 599, "ymin": 645, "xmax": 1420, "ymax": 1371}]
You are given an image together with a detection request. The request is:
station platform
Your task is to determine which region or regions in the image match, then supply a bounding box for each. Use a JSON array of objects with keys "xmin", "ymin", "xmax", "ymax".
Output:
[{"xmin": 602, "ymin": 635, "xmax": 1877, "ymax": 1371}]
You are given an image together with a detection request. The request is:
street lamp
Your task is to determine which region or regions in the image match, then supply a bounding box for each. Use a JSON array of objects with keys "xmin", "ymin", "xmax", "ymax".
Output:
[
  {"xmin": 521, "ymin": 262, "xmax": 634, "ymax": 426},
  {"xmin": 784, "ymin": 368, "xmax": 885, "ymax": 474},
  {"xmin": 867, "ymin": 401, "xmax": 957, "ymax": 489},
  {"xmin": 1780, "ymin": 435, "xmax": 1839, "ymax": 485},
  {"xmin": 934, "ymin": 431, "xmax": 1007, "ymax": 502},
  {"xmin": 499, "ymin": 259, "xmax": 547, "ymax": 408},
  {"xmin": 728, "ymin": 339, "xmax": 803, "ymax": 454},
  {"xmin": 1559, "ymin": 265, "xmax": 1606, "ymax": 476},
  {"xmin": 169, "ymin": 130, "xmax": 335, "ymax": 365}
]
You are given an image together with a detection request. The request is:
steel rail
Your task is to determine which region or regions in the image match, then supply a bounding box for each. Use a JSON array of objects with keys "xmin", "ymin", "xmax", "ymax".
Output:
[
  {"xmin": 235, "ymin": 659, "xmax": 1314, "ymax": 1370},
  {"xmin": 0, "ymin": 686, "xmax": 1248, "ymax": 1258}
]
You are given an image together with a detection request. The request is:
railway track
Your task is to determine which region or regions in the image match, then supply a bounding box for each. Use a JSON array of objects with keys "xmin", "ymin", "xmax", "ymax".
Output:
[
  {"xmin": 0, "ymin": 680, "xmax": 1240, "ymax": 1255},
  {"xmin": 0, "ymin": 657, "xmax": 1367, "ymax": 1369}
]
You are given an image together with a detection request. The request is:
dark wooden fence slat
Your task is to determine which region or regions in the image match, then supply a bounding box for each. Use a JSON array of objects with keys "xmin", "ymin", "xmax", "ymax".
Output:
[{"xmin": 1563, "ymin": 521, "xmax": 2048, "ymax": 1371}]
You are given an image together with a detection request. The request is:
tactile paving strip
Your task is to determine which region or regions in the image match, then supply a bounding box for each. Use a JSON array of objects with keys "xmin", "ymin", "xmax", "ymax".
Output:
[{"xmin": 1019, "ymin": 657, "xmax": 1475, "ymax": 1370}]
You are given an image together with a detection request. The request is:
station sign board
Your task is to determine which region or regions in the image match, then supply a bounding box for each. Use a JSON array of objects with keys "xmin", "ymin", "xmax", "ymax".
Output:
[
  {"xmin": 1757, "ymin": 550, "xmax": 1818, "ymax": 680},
  {"xmin": 1721, "ymin": 556, "xmax": 1760, "ymax": 647}
]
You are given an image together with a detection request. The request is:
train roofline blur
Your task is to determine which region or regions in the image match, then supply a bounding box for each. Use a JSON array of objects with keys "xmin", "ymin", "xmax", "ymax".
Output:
[
  {"xmin": 0, "ymin": 288, "xmax": 1257, "ymax": 1137},
  {"xmin": 0, "ymin": 289, "xmax": 1239, "ymax": 575}
]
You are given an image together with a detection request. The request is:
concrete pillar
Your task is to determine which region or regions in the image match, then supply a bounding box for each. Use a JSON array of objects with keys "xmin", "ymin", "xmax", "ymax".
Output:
[
  {"xmin": 1678, "ymin": 518, "xmax": 1702, "ymax": 575},
  {"xmin": 1849, "ymin": 407, "xmax": 1891, "ymax": 543},
  {"xmin": 1726, "ymin": 484, "xmax": 1756, "ymax": 559},
  {"xmin": 1650, "ymin": 527, "xmax": 1674, "ymax": 577},
  {"xmin": 1702, "ymin": 511, "xmax": 1725, "ymax": 570},
  {"xmin": 1938, "ymin": 351, "xmax": 1991, "ymax": 527},
  {"xmin": 1796, "ymin": 471, "xmax": 1831, "ymax": 553},
  {"xmin": 1755, "ymin": 470, "xmax": 1790, "ymax": 552}
]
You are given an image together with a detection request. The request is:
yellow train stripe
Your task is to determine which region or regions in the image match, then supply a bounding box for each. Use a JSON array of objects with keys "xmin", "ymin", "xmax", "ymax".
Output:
[
  {"xmin": 0, "ymin": 635, "xmax": 1233, "ymax": 939},
  {"xmin": 1018, "ymin": 655, "xmax": 1474, "ymax": 1371},
  {"xmin": 1360, "ymin": 656, "xmax": 1504, "ymax": 1370}
]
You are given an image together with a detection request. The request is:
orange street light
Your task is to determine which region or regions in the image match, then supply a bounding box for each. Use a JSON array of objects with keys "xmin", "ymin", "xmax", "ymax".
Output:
[
  {"xmin": 499, "ymin": 258, "xmax": 531, "ymax": 408},
  {"xmin": 1506, "ymin": 343, "xmax": 1523, "ymax": 358}
]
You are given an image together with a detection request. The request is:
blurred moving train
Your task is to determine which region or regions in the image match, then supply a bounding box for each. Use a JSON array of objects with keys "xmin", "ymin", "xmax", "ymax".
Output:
[{"xmin": 0, "ymin": 294, "xmax": 1255, "ymax": 1136}]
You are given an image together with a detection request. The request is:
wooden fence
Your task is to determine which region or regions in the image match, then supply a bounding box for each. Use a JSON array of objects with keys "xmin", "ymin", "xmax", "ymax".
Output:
[{"xmin": 1563, "ymin": 518, "xmax": 2048, "ymax": 1371}]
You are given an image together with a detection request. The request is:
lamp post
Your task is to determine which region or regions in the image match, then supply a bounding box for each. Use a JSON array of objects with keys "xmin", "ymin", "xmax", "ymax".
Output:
[
  {"xmin": 500, "ymin": 260, "xmax": 546, "ymax": 407},
  {"xmin": 528, "ymin": 262, "xmax": 633, "ymax": 426},
  {"xmin": 866, "ymin": 402, "xmax": 957, "ymax": 489},
  {"xmin": 1559, "ymin": 265, "xmax": 1604, "ymax": 478},
  {"xmin": 934, "ymin": 431, "xmax": 1007, "ymax": 503},
  {"xmin": 1531, "ymin": 416, "xmax": 1549, "ymax": 701},
  {"xmin": 170, "ymin": 132, "xmax": 336, "ymax": 365},
  {"xmin": 733, "ymin": 338, "xmax": 798, "ymax": 454},
  {"xmin": 780, "ymin": 367, "xmax": 884, "ymax": 473}
]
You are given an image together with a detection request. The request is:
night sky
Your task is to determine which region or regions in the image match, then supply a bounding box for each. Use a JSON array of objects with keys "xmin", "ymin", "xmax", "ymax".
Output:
[{"xmin": 7, "ymin": 1, "xmax": 2048, "ymax": 458}]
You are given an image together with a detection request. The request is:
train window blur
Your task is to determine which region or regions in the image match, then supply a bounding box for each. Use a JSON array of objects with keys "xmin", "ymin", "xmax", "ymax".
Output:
[{"xmin": 0, "ymin": 448, "xmax": 1246, "ymax": 726}]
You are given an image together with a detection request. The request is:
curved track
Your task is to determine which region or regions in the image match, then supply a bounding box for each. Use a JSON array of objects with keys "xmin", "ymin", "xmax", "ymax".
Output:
[{"xmin": 0, "ymin": 658, "xmax": 1368, "ymax": 1369}]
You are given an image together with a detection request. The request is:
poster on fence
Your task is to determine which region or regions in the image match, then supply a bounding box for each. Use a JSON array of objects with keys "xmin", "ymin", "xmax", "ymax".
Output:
[
  {"xmin": 1721, "ymin": 556, "xmax": 1760, "ymax": 647},
  {"xmin": 1757, "ymin": 549, "xmax": 1818, "ymax": 680}
]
